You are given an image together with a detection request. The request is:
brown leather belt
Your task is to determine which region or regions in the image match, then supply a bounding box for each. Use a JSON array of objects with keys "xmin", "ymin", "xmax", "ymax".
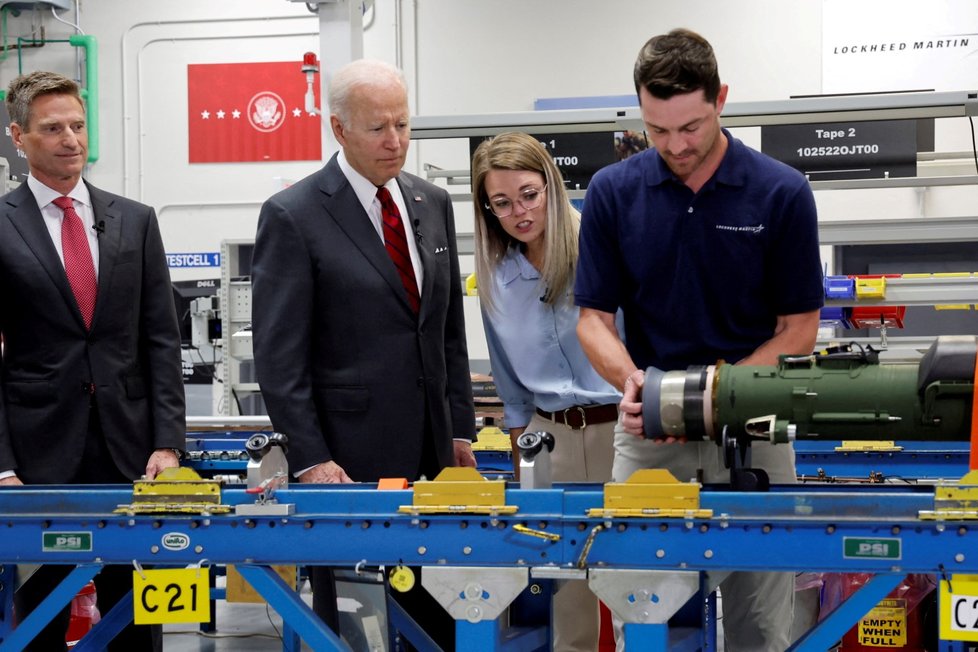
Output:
[{"xmin": 535, "ymin": 404, "xmax": 619, "ymax": 430}]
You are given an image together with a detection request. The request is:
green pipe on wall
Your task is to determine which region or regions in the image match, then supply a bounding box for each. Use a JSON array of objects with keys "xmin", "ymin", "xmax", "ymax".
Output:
[{"xmin": 69, "ymin": 34, "xmax": 98, "ymax": 163}]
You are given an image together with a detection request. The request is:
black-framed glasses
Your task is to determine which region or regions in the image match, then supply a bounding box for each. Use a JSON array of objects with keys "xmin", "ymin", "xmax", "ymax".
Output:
[{"xmin": 485, "ymin": 185, "xmax": 547, "ymax": 218}]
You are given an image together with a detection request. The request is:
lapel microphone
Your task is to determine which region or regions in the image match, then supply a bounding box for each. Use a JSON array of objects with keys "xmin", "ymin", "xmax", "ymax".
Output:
[
  {"xmin": 92, "ymin": 220, "xmax": 106, "ymax": 236},
  {"xmin": 413, "ymin": 218, "xmax": 423, "ymax": 243}
]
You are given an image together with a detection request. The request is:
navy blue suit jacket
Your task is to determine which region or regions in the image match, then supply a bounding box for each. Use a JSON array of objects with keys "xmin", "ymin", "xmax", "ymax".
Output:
[
  {"xmin": 0, "ymin": 181, "xmax": 185, "ymax": 483},
  {"xmin": 252, "ymin": 155, "xmax": 475, "ymax": 482}
]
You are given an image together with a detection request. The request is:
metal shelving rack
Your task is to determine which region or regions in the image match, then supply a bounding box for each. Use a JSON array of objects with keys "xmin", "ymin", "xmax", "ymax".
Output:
[
  {"xmin": 416, "ymin": 91, "xmax": 978, "ymax": 250},
  {"xmin": 410, "ymin": 90, "xmax": 978, "ymax": 138},
  {"xmin": 824, "ymin": 275, "xmax": 978, "ymax": 307},
  {"xmin": 219, "ymin": 239, "xmax": 258, "ymax": 415}
]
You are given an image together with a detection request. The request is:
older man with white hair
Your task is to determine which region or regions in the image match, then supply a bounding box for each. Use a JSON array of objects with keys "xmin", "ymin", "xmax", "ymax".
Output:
[{"xmin": 251, "ymin": 59, "xmax": 476, "ymax": 649}]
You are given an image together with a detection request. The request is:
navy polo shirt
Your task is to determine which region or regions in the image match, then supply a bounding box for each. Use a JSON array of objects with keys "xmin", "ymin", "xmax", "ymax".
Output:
[{"xmin": 575, "ymin": 129, "xmax": 824, "ymax": 372}]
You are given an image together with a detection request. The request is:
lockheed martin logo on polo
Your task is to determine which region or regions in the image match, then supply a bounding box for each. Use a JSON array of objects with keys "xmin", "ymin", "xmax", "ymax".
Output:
[{"xmin": 715, "ymin": 224, "xmax": 765, "ymax": 234}]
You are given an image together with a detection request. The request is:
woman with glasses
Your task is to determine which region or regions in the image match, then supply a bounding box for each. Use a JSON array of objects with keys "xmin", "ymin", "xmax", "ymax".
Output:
[{"xmin": 471, "ymin": 131, "xmax": 620, "ymax": 652}]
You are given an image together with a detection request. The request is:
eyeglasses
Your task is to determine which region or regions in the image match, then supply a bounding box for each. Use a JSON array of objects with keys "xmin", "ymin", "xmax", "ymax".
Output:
[{"xmin": 485, "ymin": 185, "xmax": 547, "ymax": 218}]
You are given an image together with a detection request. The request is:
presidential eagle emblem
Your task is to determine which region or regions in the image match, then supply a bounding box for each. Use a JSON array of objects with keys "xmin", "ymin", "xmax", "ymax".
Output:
[{"xmin": 247, "ymin": 91, "xmax": 285, "ymax": 132}]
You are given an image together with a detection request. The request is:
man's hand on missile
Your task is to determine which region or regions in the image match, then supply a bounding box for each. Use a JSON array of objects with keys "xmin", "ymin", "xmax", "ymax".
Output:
[
  {"xmin": 621, "ymin": 368, "xmax": 686, "ymax": 443},
  {"xmin": 620, "ymin": 369, "xmax": 646, "ymax": 438}
]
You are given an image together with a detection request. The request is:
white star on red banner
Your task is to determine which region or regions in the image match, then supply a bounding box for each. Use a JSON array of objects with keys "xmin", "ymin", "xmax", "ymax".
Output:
[{"xmin": 196, "ymin": 107, "xmax": 312, "ymax": 121}]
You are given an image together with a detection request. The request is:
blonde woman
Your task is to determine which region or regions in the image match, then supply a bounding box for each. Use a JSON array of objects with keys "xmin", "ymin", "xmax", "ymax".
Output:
[{"xmin": 472, "ymin": 132, "xmax": 619, "ymax": 652}]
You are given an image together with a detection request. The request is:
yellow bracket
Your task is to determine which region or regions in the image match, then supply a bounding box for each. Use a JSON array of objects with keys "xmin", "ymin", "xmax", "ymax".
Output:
[
  {"xmin": 586, "ymin": 469, "xmax": 712, "ymax": 519},
  {"xmin": 114, "ymin": 467, "xmax": 229, "ymax": 515},
  {"xmin": 118, "ymin": 503, "xmax": 233, "ymax": 515},
  {"xmin": 471, "ymin": 426, "xmax": 512, "ymax": 452},
  {"xmin": 834, "ymin": 440, "xmax": 903, "ymax": 452},
  {"xmin": 398, "ymin": 467, "xmax": 518, "ymax": 515},
  {"xmin": 919, "ymin": 470, "xmax": 978, "ymax": 520}
]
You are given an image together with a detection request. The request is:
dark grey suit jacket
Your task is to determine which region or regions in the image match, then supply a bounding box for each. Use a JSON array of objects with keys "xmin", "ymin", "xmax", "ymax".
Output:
[
  {"xmin": 252, "ymin": 155, "xmax": 475, "ymax": 482},
  {"xmin": 0, "ymin": 181, "xmax": 186, "ymax": 483}
]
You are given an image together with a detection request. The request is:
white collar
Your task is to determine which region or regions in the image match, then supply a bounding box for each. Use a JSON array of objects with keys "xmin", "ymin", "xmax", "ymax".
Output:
[
  {"xmin": 337, "ymin": 149, "xmax": 401, "ymax": 211},
  {"xmin": 27, "ymin": 175, "xmax": 91, "ymax": 209}
]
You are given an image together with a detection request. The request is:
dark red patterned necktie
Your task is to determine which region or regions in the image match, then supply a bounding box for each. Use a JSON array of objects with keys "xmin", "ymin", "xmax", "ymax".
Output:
[
  {"xmin": 377, "ymin": 187, "xmax": 420, "ymax": 314},
  {"xmin": 54, "ymin": 196, "xmax": 98, "ymax": 329}
]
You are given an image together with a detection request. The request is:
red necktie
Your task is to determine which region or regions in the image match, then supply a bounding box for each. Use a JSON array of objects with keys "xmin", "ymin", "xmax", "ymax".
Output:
[
  {"xmin": 377, "ymin": 187, "xmax": 420, "ymax": 314},
  {"xmin": 54, "ymin": 196, "xmax": 98, "ymax": 330}
]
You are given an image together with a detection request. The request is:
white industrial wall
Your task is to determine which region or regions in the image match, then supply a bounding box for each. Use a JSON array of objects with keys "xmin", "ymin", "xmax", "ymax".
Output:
[
  {"xmin": 0, "ymin": 0, "xmax": 828, "ymax": 269},
  {"xmin": 1, "ymin": 0, "xmax": 976, "ymax": 371}
]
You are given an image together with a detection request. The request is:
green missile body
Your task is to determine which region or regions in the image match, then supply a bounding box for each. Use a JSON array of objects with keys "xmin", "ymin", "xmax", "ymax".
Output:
[{"xmin": 642, "ymin": 335, "xmax": 976, "ymax": 444}]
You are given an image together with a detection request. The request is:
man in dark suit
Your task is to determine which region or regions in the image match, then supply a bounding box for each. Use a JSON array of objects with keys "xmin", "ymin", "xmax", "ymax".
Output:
[
  {"xmin": 252, "ymin": 59, "xmax": 476, "ymax": 648},
  {"xmin": 0, "ymin": 71, "xmax": 185, "ymax": 651}
]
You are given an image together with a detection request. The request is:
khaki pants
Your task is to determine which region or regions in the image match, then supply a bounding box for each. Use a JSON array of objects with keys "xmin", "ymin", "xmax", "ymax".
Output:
[
  {"xmin": 524, "ymin": 412, "xmax": 616, "ymax": 652},
  {"xmin": 612, "ymin": 427, "xmax": 796, "ymax": 652}
]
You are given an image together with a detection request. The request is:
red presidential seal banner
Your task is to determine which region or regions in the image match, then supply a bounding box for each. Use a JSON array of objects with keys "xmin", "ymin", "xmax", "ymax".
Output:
[{"xmin": 187, "ymin": 61, "xmax": 322, "ymax": 163}]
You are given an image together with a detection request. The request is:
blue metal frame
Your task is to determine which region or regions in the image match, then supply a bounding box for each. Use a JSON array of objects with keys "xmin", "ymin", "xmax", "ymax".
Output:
[
  {"xmin": 794, "ymin": 440, "xmax": 969, "ymax": 481},
  {"xmin": 387, "ymin": 597, "xmax": 441, "ymax": 652},
  {"xmin": 184, "ymin": 432, "xmax": 253, "ymax": 475},
  {"xmin": 185, "ymin": 431, "xmax": 516, "ymax": 480},
  {"xmin": 0, "ymin": 567, "xmax": 12, "ymax": 644},
  {"xmin": 234, "ymin": 566, "xmax": 326, "ymax": 652},
  {"xmin": 473, "ymin": 450, "xmax": 514, "ymax": 480},
  {"xmin": 187, "ymin": 430, "xmax": 970, "ymax": 484},
  {"xmin": 789, "ymin": 574, "xmax": 903, "ymax": 651},
  {"xmin": 74, "ymin": 587, "xmax": 138, "ymax": 652},
  {"xmin": 0, "ymin": 564, "xmax": 99, "ymax": 652},
  {"xmin": 1, "ymin": 482, "xmax": 975, "ymax": 651}
]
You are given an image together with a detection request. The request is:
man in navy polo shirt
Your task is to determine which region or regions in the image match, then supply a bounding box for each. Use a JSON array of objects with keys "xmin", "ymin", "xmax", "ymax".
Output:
[{"xmin": 575, "ymin": 28, "xmax": 823, "ymax": 651}]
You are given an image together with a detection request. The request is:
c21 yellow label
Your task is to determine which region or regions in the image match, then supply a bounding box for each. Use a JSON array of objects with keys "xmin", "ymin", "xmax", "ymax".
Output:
[
  {"xmin": 940, "ymin": 575, "xmax": 978, "ymax": 642},
  {"xmin": 133, "ymin": 568, "xmax": 210, "ymax": 624}
]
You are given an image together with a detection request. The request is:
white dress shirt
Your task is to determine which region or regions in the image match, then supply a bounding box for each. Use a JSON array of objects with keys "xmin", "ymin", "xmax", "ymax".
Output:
[
  {"xmin": 337, "ymin": 149, "xmax": 423, "ymax": 292},
  {"xmin": 27, "ymin": 175, "xmax": 100, "ymax": 278}
]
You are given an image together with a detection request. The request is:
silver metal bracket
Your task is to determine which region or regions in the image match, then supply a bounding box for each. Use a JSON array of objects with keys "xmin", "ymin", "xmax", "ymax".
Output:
[
  {"xmin": 589, "ymin": 569, "xmax": 700, "ymax": 624},
  {"xmin": 234, "ymin": 501, "xmax": 295, "ymax": 516},
  {"xmin": 421, "ymin": 566, "xmax": 528, "ymax": 623},
  {"xmin": 530, "ymin": 566, "xmax": 587, "ymax": 581}
]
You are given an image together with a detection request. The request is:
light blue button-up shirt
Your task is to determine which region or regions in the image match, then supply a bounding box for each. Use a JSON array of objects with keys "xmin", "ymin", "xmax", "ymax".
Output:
[{"xmin": 481, "ymin": 247, "xmax": 622, "ymax": 429}]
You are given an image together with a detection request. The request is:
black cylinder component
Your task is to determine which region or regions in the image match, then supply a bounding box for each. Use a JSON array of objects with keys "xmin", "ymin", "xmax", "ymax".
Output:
[{"xmin": 516, "ymin": 431, "xmax": 555, "ymax": 462}]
